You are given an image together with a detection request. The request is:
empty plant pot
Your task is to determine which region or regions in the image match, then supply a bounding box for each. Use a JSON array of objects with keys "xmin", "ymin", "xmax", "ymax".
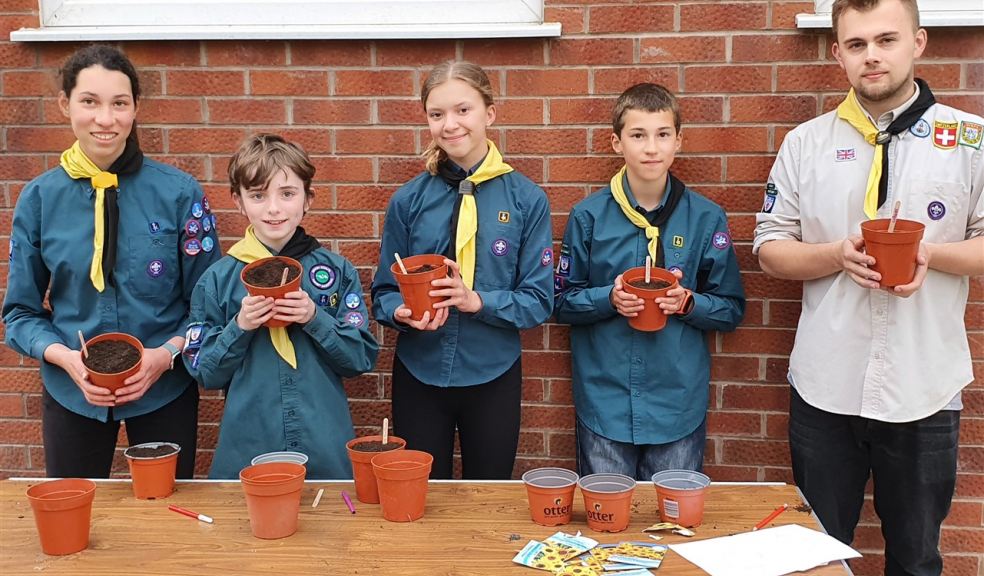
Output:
[
  {"xmin": 860, "ymin": 218, "xmax": 925, "ymax": 287},
  {"xmin": 578, "ymin": 473, "xmax": 636, "ymax": 533},
  {"xmin": 240, "ymin": 461, "xmax": 306, "ymax": 539},
  {"xmin": 26, "ymin": 478, "xmax": 96, "ymax": 555},
  {"xmin": 124, "ymin": 441, "xmax": 181, "ymax": 499},
  {"xmin": 390, "ymin": 254, "xmax": 449, "ymax": 321},
  {"xmin": 620, "ymin": 266, "xmax": 679, "ymax": 332},
  {"xmin": 240, "ymin": 256, "xmax": 303, "ymax": 328},
  {"xmin": 371, "ymin": 449, "xmax": 433, "ymax": 522},
  {"xmin": 83, "ymin": 332, "xmax": 143, "ymax": 392},
  {"xmin": 522, "ymin": 467, "xmax": 579, "ymax": 526},
  {"xmin": 346, "ymin": 434, "xmax": 406, "ymax": 504},
  {"xmin": 651, "ymin": 469, "xmax": 711, "ymax": 528},
  {"xmin": 251, "ymin": 451, "xmax": 309, "ymax": 467}
]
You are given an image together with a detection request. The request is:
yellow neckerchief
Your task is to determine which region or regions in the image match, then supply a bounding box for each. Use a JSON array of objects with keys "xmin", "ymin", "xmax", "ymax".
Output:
[
  {"xmin": 455, "ymin": 140, "xmax": 513, "ymax": 289},
  {"xmin": 228, "ymin": 226, "xmax": 297, "ymax": 368},
  {"xmin": 837, "ymin": 89, "xmax": 884, "ymax": 220},
  {"xmin": 60, "ymin": 141, "xmax": 117, "ymax": 292},
  {"xmin": 610, "ymin": 165, "xmax": 660, "ymax": 263}
]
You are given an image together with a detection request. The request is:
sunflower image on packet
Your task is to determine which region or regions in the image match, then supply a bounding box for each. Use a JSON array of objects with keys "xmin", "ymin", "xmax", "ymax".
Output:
[
  {"xmin": 544, "ymin": 532, "xmax": 599, "ymax": 561},
  {"xmin": 513, "ymin": 541, "xmax": 568, "ymax": 572}
]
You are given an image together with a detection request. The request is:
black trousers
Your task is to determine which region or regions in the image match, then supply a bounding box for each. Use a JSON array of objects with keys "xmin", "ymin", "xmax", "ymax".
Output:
[
  {"xmin": 42, "ymin": 383, "xmax": 199, "ymax": 478},
  {"xmin": 391, "ymin": 356, "xmax": 521, "ymax": 480},
  {"xmin": 789, "ymin": 387, "xmax": 959, "ymax": 576}
]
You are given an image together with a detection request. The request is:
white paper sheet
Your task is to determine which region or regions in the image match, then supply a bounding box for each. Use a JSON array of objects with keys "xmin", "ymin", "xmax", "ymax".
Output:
[{"xmin": 668, "ymin": 524, "xmax": 861, "ymax": 576}]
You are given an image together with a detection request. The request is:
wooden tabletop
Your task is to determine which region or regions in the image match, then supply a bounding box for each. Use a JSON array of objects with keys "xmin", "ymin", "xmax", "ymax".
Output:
[{"xmin": 1, "ymin": 479, "xmax": 851, "ymax": 576}]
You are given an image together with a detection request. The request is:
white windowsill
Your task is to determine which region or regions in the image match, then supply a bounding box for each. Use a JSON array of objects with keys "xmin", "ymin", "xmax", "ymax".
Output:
[
  {"xmin": 10, "ymin": 22, "xmax": 562, "ymax": 41},
  {"xmin": 797, "ymin": 10, "xmax": 984, "ymax": 28}
]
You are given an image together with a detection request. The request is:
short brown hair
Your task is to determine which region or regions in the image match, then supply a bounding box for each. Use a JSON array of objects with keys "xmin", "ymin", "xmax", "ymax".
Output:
[
  {"xmin": 420, "ymin": 61, "xmax": 495, "ymax": 175},
  {"xmin": 612, "ymin": 83, "xmax": 680, "ymax": 136},
  {"xmin": 228, "ymin": 133, "xmax": 316, "ymax": 197},
  {"xmin": 831, "ymin": 0, "xmax": 920, "ymax": 40}
]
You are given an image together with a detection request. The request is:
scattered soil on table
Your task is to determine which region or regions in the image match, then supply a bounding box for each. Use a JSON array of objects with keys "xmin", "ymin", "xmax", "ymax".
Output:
[
  {"xmin": 244, "ymin": 260, "xmax": 300, "ymax": 287},
  {"xmin": 794, "ymin": 504, "xmax": 813, "ymax": 513},
  {"xmin": 627, "ymin": 279, "xmax": 671, "ymax": 290},
  {"xmin": 83, "ymin": 340, "xmax": 140, "ymax": 374},
  {"xmin": 127, "ymin": 444, "xmax": 178, "ymax": 458},
  {"xmin": 350, "ymin": 441, "xmax": 403, "ymax": 452},
  {"xmin": 408, "ymin": 264, "xmax": 437, "ymax": 274}
]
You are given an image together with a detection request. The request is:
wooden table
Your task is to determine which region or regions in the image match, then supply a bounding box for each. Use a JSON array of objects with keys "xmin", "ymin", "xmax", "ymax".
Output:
[{"xmin": 0, "ymin": 479, "xmax": 851, "ymax": 576}]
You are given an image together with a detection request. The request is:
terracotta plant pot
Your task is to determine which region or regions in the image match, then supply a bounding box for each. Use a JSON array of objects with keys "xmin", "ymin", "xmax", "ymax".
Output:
[
  {"xmin": 346, "ymin": 435, "xmax": 406, "ymax": 504},
  {"xmin": 124, "ymin": 441, "xmax": 180, "ymax": 499},
  {"xmin": 860, "ymin": 218, "xmax": 926, "ymax": 287},
  {"xmin": 84, "ymin": 332, "xmax": 143, "ymax": 392},
  {"xmin": 620, "ymin": 266, "xmax": 679, "ymax": 332},
  {"xmin": 240, "ymin": 256, "xmax": 303, "ymax": 328},
  {"xmin": 651, "ymin": 469, "xmax": 710, "ymax": 528},
  {"xmin": 26, "ymin": 478, "xmax": 96, "ymax": 555},
  {"xmin": 240, "ymin": 462, "xmax": 306, "ymax": 539},
  {"xmin": 522, "ymin": 467, "xmax": 579, "ymax": 526},
  {"xmin": 371, "ymin": 449, "xmax": 433, "ymax": 522},
  {"xmin": 578, "ymin": 473, "xmax": 636, "ymax": 533},
  {"xmin": 390, "ymin": 254, "xmax": 449, "ymax": 321}
]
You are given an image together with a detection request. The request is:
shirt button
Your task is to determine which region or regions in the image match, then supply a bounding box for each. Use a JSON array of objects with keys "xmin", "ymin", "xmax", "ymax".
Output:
[
  {"xmin": 290, "ymin": 441, "xmax": 297, "ymax": 447},
  {"xmin": 103, "ymin": 306, "xmax": 112, "ymax": 312},
  {"xmin": 287, "ymin": 410, "xmax": 295, "ymax": 417},
  {"xmin": 633, "ymin": 391, "xmax": 641, "ymax": 397}
]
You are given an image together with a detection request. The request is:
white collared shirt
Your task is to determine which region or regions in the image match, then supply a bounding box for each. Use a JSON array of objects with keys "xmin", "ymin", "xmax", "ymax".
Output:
[{"xmin": 753, "ymin": 91, "xmax": 984, "ymax": 423}]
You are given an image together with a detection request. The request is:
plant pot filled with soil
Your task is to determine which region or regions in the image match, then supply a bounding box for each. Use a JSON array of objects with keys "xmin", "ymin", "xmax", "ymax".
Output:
[
  {"xmin": 124, "ymin": 442, "xmax": 181, "ymax": 500},
  {"xmin": 240, "ymin": 256, "xmax": 303, "ymax": 328},
  {"xmin": 620, "ymin": 266, "xmax": 680, "ymax": 332},
  {"xmin": 860, "ymin": 218, "xmax": 926, "ymax": 287},
  {"xmin": 346, "ymin": 435, "xmax": 407, "ymax": 504},
  {"xmin": 83, "ymin": 332, "xmax": 143, "ymax": 392},
  {"xmin": 390, "ymin": 254, "xmax": 449, "ymax": 321}
]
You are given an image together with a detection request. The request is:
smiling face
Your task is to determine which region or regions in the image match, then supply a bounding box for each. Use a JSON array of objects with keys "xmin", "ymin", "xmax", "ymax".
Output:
[
  {"xmin": 425, "ymin": 78, "xmax": 495, "ymax": 170},
  {"xmin": 611, "ymin": 108, "xmax": 681, "ymax": 195},
  {"xmin": 234, "ymin": 167, "xmax": 311, "ymax": 253},
  {"xmin": 59, "ymin": 65, "xmax": 137, "ymax": 170},
  {"xmin": 832, "ymin": 0, "xmax": 926, "ymax": 117}
]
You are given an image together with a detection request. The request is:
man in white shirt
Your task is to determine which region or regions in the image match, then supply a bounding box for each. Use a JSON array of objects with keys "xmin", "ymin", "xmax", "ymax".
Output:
[{"xmin": 753, "ymin": 0, "xmax": 984, "ymax": 574}]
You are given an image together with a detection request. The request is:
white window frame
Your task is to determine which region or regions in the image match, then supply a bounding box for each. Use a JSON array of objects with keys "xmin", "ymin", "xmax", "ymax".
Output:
[
  {"xmin": 798, "ymin": 0, "xmax": 984, "ymax": 28},
  {"xmin": 10, "ymin": 0, "xmax": 561, "ymax": 41}
]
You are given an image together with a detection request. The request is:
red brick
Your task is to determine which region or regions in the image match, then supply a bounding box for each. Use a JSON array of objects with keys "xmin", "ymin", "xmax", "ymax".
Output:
[
  {"xmin": 0, "ymin": 98, "xmax": 41, "ymax": 124},
  {"xmin": 250, "ymin": 70, "xmax": 328, "ymax": 96},
  {"xmin": 205, "ymin": 41, "xmax": 287, "ymax": 66},
  {"xmin": 343, "ymin": 374, "xmax": 381, "ymax": 400},
  {"xmin": 772, "ymin": 2, "xmax": 815, "ymax": 30},
  {"xmin": 292, "ymin": 99, "xmax": 370, "ymax": 125},
  {"xmin": 2, "ymin": 70, "xmax": 56, "ymax": 97},
  {"xmin": 377, "ymin": 40, "xmax": 456, "ymax": 66},
  {"xmin": 707, "ymin": 411, "xmax": 762, "ymax": 436},
  {"xmin": 138, "ymin": 98, "xmax": 203, "ymax": 124},
  {"xmin": 337, "ymin": 241, "xmax": 381, "ymax": 267},
  {"xmin": 548, "ymin": 156, "xmax": 621, "ymax": 184},
  {"xmin": 207, "ymin": 99, "xmax": 287, "ymax": 124},
  {"xmin": 944, "ymin": 500, "xmax": 983, "ymax": 527},
  {"xmin": 0, "ymin": 14, "xmax": 41, "ymax": 39},
  {"xmin": 167, "ymin": 70, "xmax": 245, "ymax": 96},
  {"xmin": 460, "ymin": 39, "xmax": 545, "ymax": 67},
  {"xmin": 721, "ymin": 383, "xmax": 789, "ymax": 411},
  {"xmin": 496, "ymin": 98, "xmax": 545, "ymax": 126},
  {"xmin": 547, "ymin": 380, "xmax": 573, "ymax": 405},
  {"xmin": 698, "ymin": 184, "xmax": 763, "ymax": 213},
  {"xmin": 914, "ymin": 64, "xmax": 962, "ymax": 90},
  {"xmin": 521, "ymin": 405, "xmax": 575, "ymax": 429},
  {"xmin": 680, "ymin": 3, "xmax": 768, "ymax": 31},
  {"xmin": 277, "ymin": 128, "xmax": 333, "ymax": 154},
  {"xmin": 375, "ymin": 99, "xmax": 422, "ymax": 125},
  {"xmin": 0, "ymin": 155, "xmax": 44, "ymax": 181},
  {"xmin": 937, "ymin": 95, "xmax": 984, "ymax": 115},
  {"xmin": 726, "ymin": 155, "xmax": 777, "ymax": 183},
  {"xmin": 733, "ymin": 34, "xmax": 822, "ymax": 63},
  {"xmin": 517, "ymin": 431, "xmax": 546, "ymax": 455},
  {"xmin": 969, "ymin": 63, "xmax": 984, "ymax": 91},
  {"xmin": 550, "ymin": 97, "xmax": 612, "ymax": 125},
  {"xmin": 671, "ymin": 156, "xmax": 723, "ymax": 184},
  {"xmin": 169, "ymin": 128, "xmax": 249, "ymax": 153},
  {"xmin": 722, "ymin": 438, "xmax": 790, "ymax": 466},
  {"xmin": 336, "ymin": 185, "xmax": 397, "ymax": 211},
  {"xmin": 507, "ymin": 69, "xmax": 589, "ymax": 96},
  {"xmin": 588, "ymin": 4, "xmax": 675, "ymax": 34},
  {"xmin": 777, "ymin": 64, "xmax": 849, "ymax": 92},
  {"xmin": 0, "ymin": 445, "xmax": 28, "ymax": 470},
  {"xmin": 686, "ymin": 65, "xmax": 771, "ymax": 93},
  {"xmin": 594, "ymin": 67, "xmax": 679, "ymax": 95},
  {"xmin": 523, "ymin": 379, "xmax": 546, "ymax": 403},
  {"xmin": 377, "ymin": 157, "xmax": 425, "ymax": 184},
  {"xmin": 309, "ymin": 156, "xmax": 373, "ymax": 183},
  {"xmin": 5, "ymin": 126, "xmax": 73, "ymax": 152},
  {"xmin": 335, "ymin": 70, "xmax": 414, "ymax": 97},
  {"xmin": 683, "ymin": 127, "xmax": 769, "ymax": 153},
  {"xmin": 941, "ymin": 527, "xmax": 984, "ymax": 553},
  {"xmin": 523, "ymin": 351, "xmax": 571, "ymax": 378},
  {"xmin": 0, "ymin": 42, "xmax": 35, "ymax": 68},
  {"xmin": 0, "ymin": 394, "xmax": 23, "ymax": 417},
  {"xmin": 507, "ymin": 128, "xmax": 587, "ymax": 154},
  {"xmin": 336, "ymin": 128, "xmax": 414, "ymax": 155},
  {"xmin": 941, "ymin": 555, "xmax": 980, "ymax": 576},
  {"xmin": 0, "ymin": 420, "xmax": 40, "ymax": 444},
  {"xmin": 0, "ymin": 0, "xmax": 39, "ymax": 10},
  {"xmin": 730, "ymin": 95, "xmax": 818, "ymax": 123},
  {"xmin": 765, "ymin": 413, "xmax": 789, "ymax": 438},
  {"xmin": 547, "ymin": 432, "xmax": 576, "ymax": 458},
  {"xmin": 348, "ymin": 399, "xmax": 391, "ymax": 426},
  {"xmin": 710, "ymin": 355, "xmax": 760, "ymax": 381},
  {"xmin": 288, "ymin": 41, "xmax": 371, "ymax": 67},
  {"xmin": 520, "ymin": 326, "xmax": 545, "ymax": 350},
  {"xmin": 124, "ymin": 42, "xmax": 201, "ymax": 67},
  {"xmin": 641, "ymin": 37, "xmax": 726, "ymax": 64},
  {"xmin": 545, "ymin": 7, "xmax": 586, "ymax": 35},
  {"xmin": 765, "ymin": 358, "xmax": 792, "ymax": 384}
]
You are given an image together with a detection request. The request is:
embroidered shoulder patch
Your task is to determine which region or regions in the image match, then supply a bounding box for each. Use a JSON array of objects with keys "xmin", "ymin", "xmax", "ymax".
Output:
[{"xmin": 958, "ymin": 121, "xmax": 983, "ymax": 150}]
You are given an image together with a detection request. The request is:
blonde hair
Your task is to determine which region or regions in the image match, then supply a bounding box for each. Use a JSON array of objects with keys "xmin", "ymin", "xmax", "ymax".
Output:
[
  {"xmin": 228, "ymin": 133, "xmax": 316, "ymax": 197},
  {"xmin": 420, "ymin": 61, "xmax": 495, "ymax": 175},
  {"xmin": 831, "ymin": 0, "xmax": 920, "ymax": 40}
]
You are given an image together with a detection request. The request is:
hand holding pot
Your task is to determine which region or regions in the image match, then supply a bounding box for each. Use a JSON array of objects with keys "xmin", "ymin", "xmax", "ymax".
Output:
[
  {"xmin": 43, "ymin": 344, "xmax": 114, "ymax": 406},
  {"xmin": 394, "ymin": 304, "xmax": 448, "ymax": 330},
  {"xmin": 886, "ymin": 242, "xmax": 929, "ymax": 298},
  {"xmin": 654, "ymin": 268, "xmax": 689, "ymax": 314},
  {"xmin": 237, "ymin": 294, "xmax": 276, "ymax": 331},
  {"xmin": 840, "ymin": 235, "xmax": 880, "ymax": 290},
  {"xmin": 273, "ymin": 290, "xmax": 316, "ymax": 325},
  {"xmin": 431, "ymin": 259, "xmax": 483, "ymax": 314},
  {"xmin": 115, "ymin": 345, "xmax": 173, "ymax": 405},
  {"xmin": 610, "ymin": 274, "xmax": 645, "ymax": 318}
]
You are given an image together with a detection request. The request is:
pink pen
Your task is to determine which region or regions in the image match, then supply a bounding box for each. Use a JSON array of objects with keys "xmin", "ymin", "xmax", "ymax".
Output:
[{"xmin": 341, "ymin": 490, "xmax": 356, "ymax": 514}]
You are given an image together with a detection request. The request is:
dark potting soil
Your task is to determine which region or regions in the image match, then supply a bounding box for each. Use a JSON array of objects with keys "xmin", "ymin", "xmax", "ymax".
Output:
[
  {"xmin": 127, "ymin": 444, "xmax": 178, "ymax": 458},
  {"xmin": 244, "ymin": 260, "xmax": 301, "ymax": 287},
  {"xmin": 409, "ymin": 264, "xmax": 436, "ymax": 273},
  {"xmin": 627, "ymin": 279, "xmax": 671, "ymax": 290},
  {"xmin": 83, "ymin": 340, "xmax": 141, "ymax": 374},
  {"xmin": 350, "ymin": 441, "xmax": 403, "ymax": 453}
]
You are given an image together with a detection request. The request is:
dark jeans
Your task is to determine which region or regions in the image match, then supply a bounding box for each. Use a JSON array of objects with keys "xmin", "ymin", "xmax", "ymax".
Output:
[
  {"xmin": 789, "ymin": 387, "xmax": 959, "ymax": 576},
  {"xmin": 575, "ymin": 417, "xmax": 705, "ymax": 481},
  {"xmin": 42, "ymin": 383, "xmax": 199, "ymax": 478},
  {"xmin": 392, "ymin": 356, "xmax": 521, "ymax": 480}
]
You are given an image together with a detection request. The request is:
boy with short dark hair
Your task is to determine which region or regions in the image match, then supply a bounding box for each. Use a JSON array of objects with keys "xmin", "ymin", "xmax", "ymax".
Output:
[
  {"xmin": 185, "ymin": 134, "xmax": 378, "ymax": 479},
  {"xmin": 555, "ymin": 83, "xmax": 745, "ymax": 480}
]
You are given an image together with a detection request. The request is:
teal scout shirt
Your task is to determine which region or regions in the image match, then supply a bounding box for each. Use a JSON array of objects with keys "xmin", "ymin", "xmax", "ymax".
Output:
[
  {"xmin": 186, "ymin": 248, "xmax": 379, "ymax": 479},
  {"xmin": 3, "ymin": 159, "xmax": 222, "ymax": 421},
  {"xmin": 554, "ymin": 174, "xmax": 745, "ymax": 445},
  {"xmin": 372, "ymin": 168, "xmax": 554, "ymax": 387}
]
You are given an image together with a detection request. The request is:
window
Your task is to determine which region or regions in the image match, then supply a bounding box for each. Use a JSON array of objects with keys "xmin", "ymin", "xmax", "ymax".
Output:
[
  {"xmin": 798, "ymin": 0, "xmax": 983, "ymax": 28},
  {"xmin": 11, "ymin": 0, "xmax": 560, "ymax": 41}
]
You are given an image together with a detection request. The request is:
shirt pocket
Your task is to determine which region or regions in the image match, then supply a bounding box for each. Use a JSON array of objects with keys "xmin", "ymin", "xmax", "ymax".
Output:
[
  {"xmin": 477, "ymin": 221, "xmax": 523, "ymax": 290},
  {"xmin": 904, "ymin": 179, "xmax": 966, "ymax": 243},
  {"xmin": 128, "ymin": 233, "xmax": 179, "ymax": 300}
]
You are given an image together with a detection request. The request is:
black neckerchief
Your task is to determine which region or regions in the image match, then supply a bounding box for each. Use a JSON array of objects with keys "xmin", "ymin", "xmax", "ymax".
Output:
[
  {"xmin": 627, "ymin": 172, "xmax": 686, "ymax": 268},
  {"xmin": 277, "ymin": 226, "xmax": 322, "ymax": 260},
  {"xmin": 103, "ymin": 138, "xmax": 143, "ymax": 287},
  {"xmin": 874, "ymin": 78, "xmax": 936, "ymax": 209},
  {"xmin": 438, "ymin": 160, "xmax": 472, "ymax": 261}
]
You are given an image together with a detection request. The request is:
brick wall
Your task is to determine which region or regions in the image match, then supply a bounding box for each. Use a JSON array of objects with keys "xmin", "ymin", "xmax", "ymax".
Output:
[{"xmin": 1, "ymin": 1, "xmax": 982, "ymax": 573}]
